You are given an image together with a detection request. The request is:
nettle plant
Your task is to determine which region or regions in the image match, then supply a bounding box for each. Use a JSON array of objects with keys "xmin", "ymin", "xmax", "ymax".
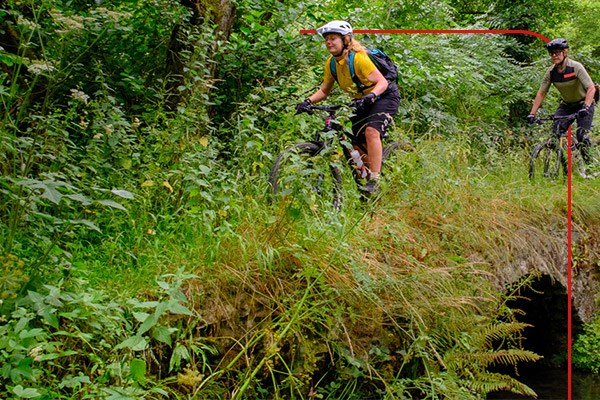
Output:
[
  {"xmin": 0, "ymin": 269, "xmax": 207, "ymax": 398},
  {"xmin": 573, "ymin": 317, "xmax": 600, "ymax": 373},
  {"xmin": 1, "ymin": 1, "xmax": 170, "ymax": 279}
]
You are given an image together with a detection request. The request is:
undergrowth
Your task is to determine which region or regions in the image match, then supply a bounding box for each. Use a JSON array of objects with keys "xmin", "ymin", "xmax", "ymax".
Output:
[
  {"xmin": 2, "ymin": 0, "xmax": 600, "ymax": 398},
  {"xmin": 3, "ymin": 128, "xmax": 572, "ymax": 398}
]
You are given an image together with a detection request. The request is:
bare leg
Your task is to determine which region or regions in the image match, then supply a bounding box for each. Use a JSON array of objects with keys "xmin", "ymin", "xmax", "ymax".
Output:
[{"xmin": 364, "ymin": 126, "xmax": 382, "ymax": 174}]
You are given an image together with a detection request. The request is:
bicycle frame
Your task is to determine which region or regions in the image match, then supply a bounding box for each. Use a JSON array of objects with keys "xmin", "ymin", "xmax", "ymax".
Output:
[
  {"xmin": 530, "ymin": 112, "xmax": 597, "ymax": 180},
  {"xmin": 269, "ymin": 104, "xmax": 410, "ymax": 208},
  {"xmin": 534, "ymin": 113, "xmax": 582, "ymax": 146},
  {"xmin": 307, "ymin": 105, "xmax": 367, "ymax": 176}
]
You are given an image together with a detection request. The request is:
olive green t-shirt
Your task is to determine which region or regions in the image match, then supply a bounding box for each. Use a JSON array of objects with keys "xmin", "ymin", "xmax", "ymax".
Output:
[{"xmin": 540, "ymin": 58, "xmax": 594, "ymax": 105}]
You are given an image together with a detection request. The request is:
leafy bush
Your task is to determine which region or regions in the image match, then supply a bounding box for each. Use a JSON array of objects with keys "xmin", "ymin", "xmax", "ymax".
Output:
[
  {"xmin": 573, "ymin": 317, "xmax": 600, "ymax": 373},
  {"xmin": 0, "ymin": 269, "xmax": 206, "ymax": 399}
]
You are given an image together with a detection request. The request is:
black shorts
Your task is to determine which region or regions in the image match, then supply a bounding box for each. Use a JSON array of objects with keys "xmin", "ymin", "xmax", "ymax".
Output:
[
  {"xmin": 554, "ymin": 101, "xmax": 595, "ymax": 141},
  {"xmin": 350, "ymin": 83, "xmax": 400, "ymax": 145}
]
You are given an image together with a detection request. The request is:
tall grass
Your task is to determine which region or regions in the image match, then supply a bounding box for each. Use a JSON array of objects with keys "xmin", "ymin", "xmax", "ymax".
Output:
[{"xmin": 3, "ymin": 1, "xmax": 599, "ymax": 397}]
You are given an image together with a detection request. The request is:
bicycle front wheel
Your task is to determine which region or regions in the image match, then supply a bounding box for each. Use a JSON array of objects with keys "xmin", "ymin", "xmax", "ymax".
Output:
[
  {"xmin": 529, "ymin": 141, "xmax": 566, "ymax": 181},
  {"xmin": 269, "ymin": 142, "xmax": 343, "ymax": 211}
]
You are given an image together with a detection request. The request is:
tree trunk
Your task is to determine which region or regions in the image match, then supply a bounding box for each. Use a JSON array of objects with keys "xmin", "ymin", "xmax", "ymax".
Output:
[{"xmin": 165, "ymin": 0, "xmax": 236, "ymax": 111}]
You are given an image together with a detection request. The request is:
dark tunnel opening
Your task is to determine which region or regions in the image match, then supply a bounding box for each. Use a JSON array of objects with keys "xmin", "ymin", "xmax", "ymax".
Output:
[
  {"xmin": 488, "ymin": 274, "xmax": 584, "ymax": 399},
  {"xmin": 508, "ymin": 274, "xmax": 582, "ymax": 365}
]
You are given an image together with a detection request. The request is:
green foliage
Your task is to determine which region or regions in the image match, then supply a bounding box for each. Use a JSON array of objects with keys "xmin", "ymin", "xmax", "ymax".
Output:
[
  {"xmin": 210, "ymin": 2, "xmax": 321, "ymax": 124},
  {"xmin": 486, "ymin": 0, "xmax": 569, "ymax": 62},
  {"xmin": 558, "ymin": 0, "xmax": 600, "ymax": 58},
  {"xmin": 1, "ymin": 0, "xmax": 597, "ymax": 398},
  {"xmin": 0, "ymin": 269, "xmax": 206, "ymax": 398},
  {"xmin": 573, "ymin": 316, "xmax": 600, "ymax": 373}
]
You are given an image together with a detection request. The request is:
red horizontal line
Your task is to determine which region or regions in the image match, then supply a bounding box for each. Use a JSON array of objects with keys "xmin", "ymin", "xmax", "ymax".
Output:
[{"xmin": 300, "ymin": 29, "xmax": 550, "ymax": 42}]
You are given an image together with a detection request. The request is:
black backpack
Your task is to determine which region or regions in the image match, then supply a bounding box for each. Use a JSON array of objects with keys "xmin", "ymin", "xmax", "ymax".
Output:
[{"xmin": 329, "ymin": 49, "xmax": 398, "ymax": 93}]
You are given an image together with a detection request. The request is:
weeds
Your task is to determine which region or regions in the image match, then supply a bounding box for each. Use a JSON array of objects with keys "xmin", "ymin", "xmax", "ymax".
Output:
[{"xmin": 1, "ymin": 0, "xmax": 599, "ymax": 398}]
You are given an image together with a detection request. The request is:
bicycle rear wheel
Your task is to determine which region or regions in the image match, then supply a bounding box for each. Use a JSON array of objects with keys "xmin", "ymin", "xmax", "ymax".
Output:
[
  {"xmin": 383, "ymin": 141, "xmax": 414, "ymax": 162},
  {"xmin": 529, "ymin": 140, "xmax": 566, "ymax": 181},
  {"xmin": 575, "ymin": 139, "xmax": 600, "ymax": 179},
  {"xmin": 269, "ymin": 142, "xmax": 343, "ymax": 211}
]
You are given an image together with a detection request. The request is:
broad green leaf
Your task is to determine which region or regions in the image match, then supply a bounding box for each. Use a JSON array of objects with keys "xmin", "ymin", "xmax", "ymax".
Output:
[
  {"xmin": 111, "ymin": 189, "xmax": 135, "ymax": 199},
  {"xmin": 58, "ymin": 373, "xmax": 91, "ymax": 389},
  {"xmin": 133, "ymin": 312, "xmax": 150, "ymax": 322},
  {"xmin": 167, "ymin": 300, "xmax": 193, "ymax": 316},
  {"xmin": 169, "ymin": 343, "xmax": 190, "ymax": 372},
  {"xmin": 27, "ymin": 290, "xmax": 45, "ymax": 304},
  {"xmin": 70, "ymin": 219, "xmax": 101, "ymax": 232},
  {"xmin": 96, "ymin": 199, "xmax": 127, "ymax": 211},
  {"xmin": 42, "ymin": 307, "xmax": 59, "ymax": 329},
  {"xmin": 0, "ymin": 52, "xmax": 23, "ymax": 67},
  {"xmin": 64, "ymin": 193, "xmax": 92, "ymax": 205},
  {"xmin": 129, "ymin": 358, "xmax": 146, "ymax": 383},
  {"xmin": 18, "ymin": 328, "xmax": 45, "ymax": 339},
  {"xmin": 12, "ymin": 385, "xmax": 41, "ymax": 398},
  {"xmin": 115, "ymin": 335, "xmax": 147, "ymax": 351},
  {"xmin": 137, "ymin": 312, "xmax": 159, "ymax": 336},
  {"xmin": 15, "ymin": 317, "xmax": 32, "ymax": 333},
  {"xmin": 151, "ymin": 326, "xmax": 172, "ymax": 346},
  {"xmin": 157, "ymin": 280, "xmax": 170, "ymax": 290},
  {"xmin": 17, "ymin": 179, "xmax": 69, "ymax": 204}
]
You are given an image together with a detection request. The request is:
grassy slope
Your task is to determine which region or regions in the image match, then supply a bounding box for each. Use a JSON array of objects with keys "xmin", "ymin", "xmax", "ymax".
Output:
[{"xmin": 79, "ymin": 132, "xmax": 598, "ymax": 397}]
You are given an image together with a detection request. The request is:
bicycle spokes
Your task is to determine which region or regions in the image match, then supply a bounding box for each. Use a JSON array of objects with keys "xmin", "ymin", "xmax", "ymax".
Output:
[{"xmin": 529, "ymin": 140, "xmax": 566, "ymax": 181}]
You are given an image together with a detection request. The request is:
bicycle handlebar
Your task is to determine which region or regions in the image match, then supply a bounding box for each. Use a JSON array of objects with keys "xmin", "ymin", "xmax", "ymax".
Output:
[
  {"xmin": 295, "ymin": 104, "xmax": 352, "ymax": 116},
  {"xmin": 533, "ymin": 113, "xmax": 578, "ymax": 124},
  {"xmin": 310, "ymin": 104, "xmax": 345, "ymax": 113}
]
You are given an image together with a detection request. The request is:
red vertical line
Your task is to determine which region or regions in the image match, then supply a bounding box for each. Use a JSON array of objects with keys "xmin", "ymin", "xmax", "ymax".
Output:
[{"xmin": 567, "ymin": 125, "xmax": 573, "ymax": 400}]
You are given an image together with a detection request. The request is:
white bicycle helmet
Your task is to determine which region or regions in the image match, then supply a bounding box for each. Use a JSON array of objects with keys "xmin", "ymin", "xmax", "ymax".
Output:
[{"xmin": 317, "ymin": 20, "xmax": 353, "ymax": 37}]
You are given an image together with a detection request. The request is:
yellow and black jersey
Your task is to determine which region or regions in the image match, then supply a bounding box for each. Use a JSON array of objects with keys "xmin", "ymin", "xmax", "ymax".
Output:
[{"xmin": 324, "ymin": 51, "xmax": 377, "ymax": 99}]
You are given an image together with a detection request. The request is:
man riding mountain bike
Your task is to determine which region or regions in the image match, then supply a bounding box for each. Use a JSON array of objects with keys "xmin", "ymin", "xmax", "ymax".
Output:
[
  {"xmin": 296, "ymin": 20, "xmax": 400, "ymax": 195},
  {"xmin": 527, "ymin": 38, "xmax": 596, "ymax": 161}
]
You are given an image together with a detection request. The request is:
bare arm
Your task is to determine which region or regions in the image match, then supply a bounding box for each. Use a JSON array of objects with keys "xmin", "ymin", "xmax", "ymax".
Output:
[
  {"xmin": 529, "ymin": 90, "xmax": 547, "ymax": 115},
  {"xmin": 307, "ymin": 78, "xmax": 334, "ymax": 104},
  {"xmin": 366, "ymin": 68, "xmax": 388, "ymax": 97},
  {"xmin": 584, "ymin": 84, "xmax": 596, "ymax": 108}
]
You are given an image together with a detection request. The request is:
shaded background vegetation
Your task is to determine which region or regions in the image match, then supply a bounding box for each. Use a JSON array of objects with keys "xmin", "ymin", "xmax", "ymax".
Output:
[{"xmin": 1, "ymin": 0, "xmax": 600, "ymax": 398}]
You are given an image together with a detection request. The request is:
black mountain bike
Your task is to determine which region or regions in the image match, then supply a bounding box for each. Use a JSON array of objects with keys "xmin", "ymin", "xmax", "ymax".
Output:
[
  {"xmin": 269, "ymin": 104, "xmax": 412, "ymax": 210},
  {"xmin": 529, "ymin": 113, "xmax": 600, "ymax": 181}
]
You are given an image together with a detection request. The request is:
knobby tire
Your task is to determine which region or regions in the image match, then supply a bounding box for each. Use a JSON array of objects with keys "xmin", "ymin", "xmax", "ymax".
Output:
[
  {"xmin": 269, "ymin": 140, "xmax": 414, "ymax": 210},
  {"xmin": 529, "ymin": 141, "xmax": 566, "ymax": 181},
  {"xmin": 383, "ymin": 141, "xmax": 413, "ymax": 161}
]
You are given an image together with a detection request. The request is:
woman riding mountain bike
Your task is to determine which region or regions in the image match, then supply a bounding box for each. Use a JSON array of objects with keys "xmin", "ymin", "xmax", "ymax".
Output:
[
  {"xmin": 296, "ymin": 20, "xmax": 400, "ymax": 196},
  {"xmin": 527, "ymin": 38, "xmax": 597, "ymax": 162}
]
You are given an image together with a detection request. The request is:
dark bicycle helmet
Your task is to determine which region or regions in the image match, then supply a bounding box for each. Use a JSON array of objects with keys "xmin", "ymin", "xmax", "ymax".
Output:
[{"xmin": 546, "ymin": 38, "xmax": 569, "ymax": 52}]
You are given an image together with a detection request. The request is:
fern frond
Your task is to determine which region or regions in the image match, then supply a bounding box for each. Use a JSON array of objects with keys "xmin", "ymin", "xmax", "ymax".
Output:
[
  {"xmin": 462, "ymin": 371, "xmax": 538, "ymax": 398},
  {"xmin": 478, "ymin": 321, "xmax": 532, "ymax": 348},
  {"xmin": 456, "ymin": 349, "xmax": 542, "ymax": 368}
]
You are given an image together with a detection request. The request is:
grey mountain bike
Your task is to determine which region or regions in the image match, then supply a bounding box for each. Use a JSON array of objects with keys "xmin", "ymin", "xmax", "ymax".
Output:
[
  {"xmin": 268, "ymin": 104, "xmax": 412, "ymax": 210},
  {"xmin": 529, "ymin": 113, "xmax": 600, "ymax": 181}
]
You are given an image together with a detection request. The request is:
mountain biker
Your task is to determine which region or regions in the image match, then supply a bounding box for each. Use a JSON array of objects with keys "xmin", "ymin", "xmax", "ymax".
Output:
[
  {"xmin": 527, "ymin": 38, "xmax": 596, "ymax": 160},
  {"xmin": 296, "ymin": 20, "xmax": 400, "ymax": 195}
]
